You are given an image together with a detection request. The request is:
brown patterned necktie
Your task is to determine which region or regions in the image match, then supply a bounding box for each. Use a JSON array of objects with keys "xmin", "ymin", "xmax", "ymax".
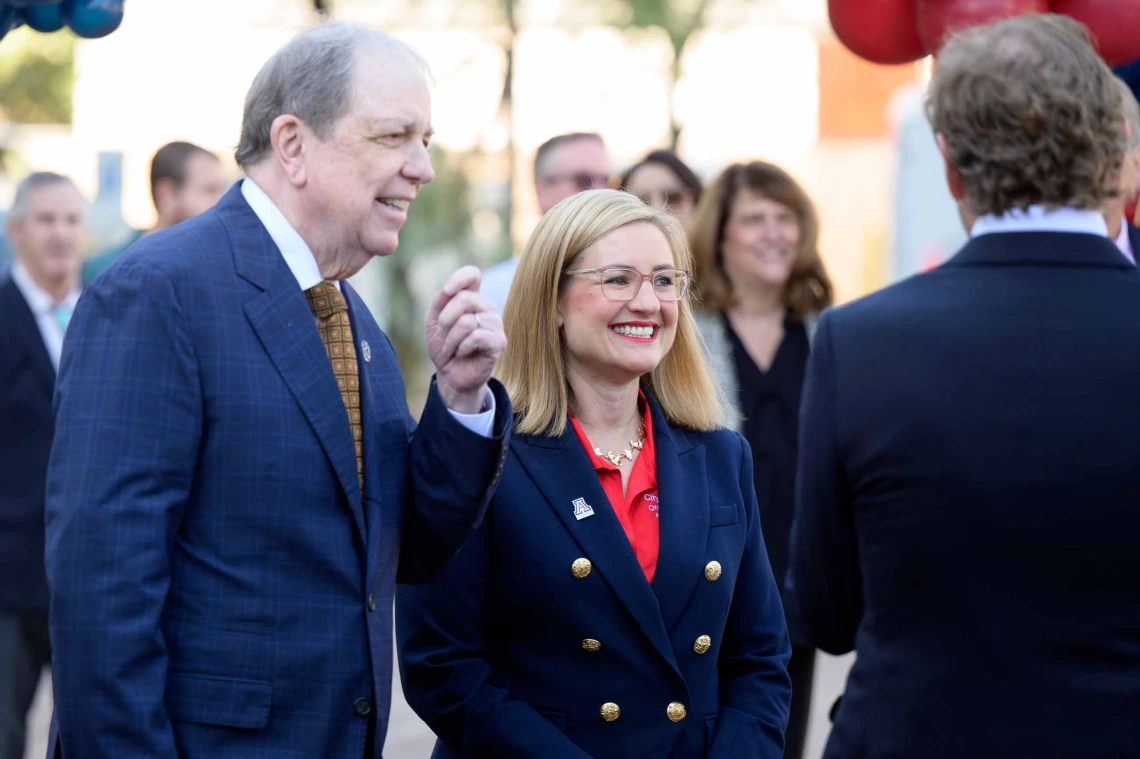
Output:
[{"xmin": 304, "ymin": 282, "xmax": 363, "ymax": 492}]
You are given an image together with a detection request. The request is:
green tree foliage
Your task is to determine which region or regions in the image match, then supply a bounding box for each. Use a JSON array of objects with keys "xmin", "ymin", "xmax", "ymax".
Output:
[{"xmin": 0, "ymin": 27, "xmax": 77, "ymax": 124}]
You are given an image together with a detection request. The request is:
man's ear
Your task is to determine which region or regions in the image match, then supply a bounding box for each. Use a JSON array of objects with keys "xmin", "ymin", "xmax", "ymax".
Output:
[{"xmin": 270, "ymin": 114, "xmax": 308, "ymax": 187}]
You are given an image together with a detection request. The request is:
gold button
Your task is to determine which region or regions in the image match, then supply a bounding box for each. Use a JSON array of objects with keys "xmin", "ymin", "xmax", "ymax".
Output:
[
  {"xmin": 582, "ymin": 638, "xmax": 602, "ymax": 652},
  {"xmin": 600, "ymin": 702, "xmax": 621, "ymax": 722},
  {"xmin": 572, "ymin": 558, "xmax": 592, "ymax": 579},
  {"xmin": 667, "ymin": 702, "xmax": 687, "ymax": 722},
  {"xmin": 704, "ymin": 561, "xmax": 722, "ymax": 582},
  {"xmin": 693, "ymin": 635, "xmax": 711, "ymax": 655}
]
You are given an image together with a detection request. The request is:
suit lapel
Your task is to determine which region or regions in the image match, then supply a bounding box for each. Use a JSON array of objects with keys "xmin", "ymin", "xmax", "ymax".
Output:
[
  {"xmin": 514, "ymin": 427, "xmax": 678, "ymax": 672},
  {"xmin": 1, "ymin": 278, "xmax": 55, "ymax": 399},
  {"xmin": 344, "ymin": 282, "xmax": 410, "ymax": 573},
  {"xmin": 223, "ymin": 186, "xmax": 365, "ymax": 539},
  {"xmin": 648, "ymin": 402, "xmax": 710, "ymax": 631}
]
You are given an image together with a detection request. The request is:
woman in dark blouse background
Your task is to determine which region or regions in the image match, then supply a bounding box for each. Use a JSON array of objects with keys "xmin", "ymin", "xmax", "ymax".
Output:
[{"xmin": 690, "ymin": 161, "xmax": 833, "ymax": 759}]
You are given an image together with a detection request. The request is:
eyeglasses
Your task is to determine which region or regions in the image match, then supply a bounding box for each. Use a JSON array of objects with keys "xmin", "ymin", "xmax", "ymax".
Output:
[
  {"xmin": 542, "ymin": 172, "xmax": 611, "ymax": 191},
  {"xmin": 563, "ymin": 266, "xmax": 691, "ymax": 302},
  {"xmin": 637, "ymin": 188, "xmax": 692, "ymax": 209}
]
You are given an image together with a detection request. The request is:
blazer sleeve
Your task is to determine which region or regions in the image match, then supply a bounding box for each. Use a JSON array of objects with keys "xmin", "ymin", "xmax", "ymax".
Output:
[
  {"xmin": 45, "ymin": 259, "xmax": 201, "ymax": 758},
  {"xmin": 707, "ymin": 435, "xmax": 793, "ymax": 759},
  {"xmin": 396, "ymin": 520, "xmax": 593, "ymax": 758},
  {"xmin": 785, "ymin": 311, "xmax": 864, "ymax": 654},
  {"xmin": 398, "ymin": 374, "xmax": 512, "ymax": 585}
]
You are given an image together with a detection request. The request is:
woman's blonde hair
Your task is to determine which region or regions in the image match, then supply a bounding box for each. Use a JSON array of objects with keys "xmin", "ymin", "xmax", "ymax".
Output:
[{"xmin": 498, "ymin": 189, "xmax": 725, "ymax": 437}]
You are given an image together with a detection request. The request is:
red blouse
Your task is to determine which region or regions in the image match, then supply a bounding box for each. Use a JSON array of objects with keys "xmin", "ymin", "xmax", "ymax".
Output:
[{"xmin": 570, "ymin": 400, "xmax": 659, "ymax": 583}]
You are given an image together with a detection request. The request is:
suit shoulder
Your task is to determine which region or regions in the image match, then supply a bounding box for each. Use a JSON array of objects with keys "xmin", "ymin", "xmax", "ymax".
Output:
[
  {"xmin": 681, "ymin": 425, "xmax": 747, "ymax": 460},
  {"xmin": 818, "ymin": 268, "xmax": 947, "ymax": 332},
  {"xmin": 94, "ymin": 212, "xmax": 231, "ymax": 290}
]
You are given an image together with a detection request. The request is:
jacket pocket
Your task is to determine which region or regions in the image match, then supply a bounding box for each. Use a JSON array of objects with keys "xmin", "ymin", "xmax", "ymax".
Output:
[
  {"xmin": 709, "ymin": 504, "xmax": 739, "ymax": 528},
  {"xmin": 167, "ymin": 672, "xmax": 271, "ymax": 729}
]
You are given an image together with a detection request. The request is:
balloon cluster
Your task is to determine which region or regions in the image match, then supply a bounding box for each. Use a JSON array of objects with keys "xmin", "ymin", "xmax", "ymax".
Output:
[
  {"xmin": 0, "ymin": 0, "xmax": 123, "ymax": 42},
  {"xmin": 830, "ymin": 0, "xmax": 1140, "ymax": 66}
]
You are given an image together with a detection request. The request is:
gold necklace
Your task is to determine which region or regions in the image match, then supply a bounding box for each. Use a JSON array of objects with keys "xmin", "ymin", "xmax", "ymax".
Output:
[{"xmin": 593, "ymin": 423, "xmax": 647, "ymax": 467}]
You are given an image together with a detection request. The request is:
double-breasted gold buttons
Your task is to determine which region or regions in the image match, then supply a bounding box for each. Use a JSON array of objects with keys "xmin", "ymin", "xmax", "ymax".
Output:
[
  {"xmin": 572, "ymin": 558, "xmax": 592, "ymax": 579},
  {"xmin": 693, "ymin": 635, "xmax": 711, "ymax": 655},
  {"xmin": 582, "ymin": 638, "xmax": 602, "ymax": 652},
  {"xmin": 600, "ymin": 702, "xmax": 621, "ymax": 722},
  {"xmin": 704, "ymin": 560, "xmax": 722, "ymax": 581},
  {"xmin": 667, "ymin": 702, "xmax": 687, "ymax": 722}
]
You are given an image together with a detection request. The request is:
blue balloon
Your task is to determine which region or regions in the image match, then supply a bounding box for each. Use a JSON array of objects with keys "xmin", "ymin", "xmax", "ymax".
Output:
[
  {"xmin": 22, "ymin": 1, "xmax": 66, "ymax": 32},
  {"xmin": 64, "ymin": 0, "xmax": 121, "ymax": 39}
]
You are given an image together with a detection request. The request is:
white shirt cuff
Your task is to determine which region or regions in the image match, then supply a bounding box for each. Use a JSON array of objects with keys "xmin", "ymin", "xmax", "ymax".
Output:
[{"xmin": 446, "ymin": 387, "xmax": 496, "ymax": 438}]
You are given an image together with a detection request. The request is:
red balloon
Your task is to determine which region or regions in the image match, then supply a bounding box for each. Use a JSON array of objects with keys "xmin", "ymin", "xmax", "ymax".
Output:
[
  {"xmin": 918, "ymin": 0, "xmax": 1048, "ymax": 53},
  {"xmin": 829, "ymin": 0, "xmax": 928, "ymax": 65},
  {"xmin": 1053, "ymin": 0, "xmax": 1140, "ymax": 66}
]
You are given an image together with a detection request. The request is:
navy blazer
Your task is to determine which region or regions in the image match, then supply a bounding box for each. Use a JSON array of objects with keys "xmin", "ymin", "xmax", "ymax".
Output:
[
  {"xmin": 788, "ymin": 231, "xmax": 1140, "ymax": 759},
  {"xmin": 397, "ymin": 398, "xmax": 792, "ymax": 759},
  {"xmin": 1128, "ymin": 223, "xmax": 1140, "ymax": 262},
  {"xmin": 0, "ymin": 277, "xmax": 55, "ymax": 613},
  {"xmin": 45, "ymin": 184, "xmax": 511, "ymax": 759}
]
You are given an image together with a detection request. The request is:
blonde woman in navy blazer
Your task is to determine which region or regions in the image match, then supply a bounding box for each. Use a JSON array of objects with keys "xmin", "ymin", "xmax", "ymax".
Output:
[{"xmin": 397, "ymin": 189, "xmax": 792, "ymax": 758}]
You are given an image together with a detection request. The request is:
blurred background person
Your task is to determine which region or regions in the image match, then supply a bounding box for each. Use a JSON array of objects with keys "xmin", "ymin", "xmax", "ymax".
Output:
[
  {"xmin": 480, "ymin": 132, "xmax": 610, "ymax": 314},
  {"xmin": 399, "ymin": 189, "xmax": 792, "ymax": 758},
  {"xmin": 0, "ymin": 171, "xmax": 85, "ymax": 759},
  {"xmin": 82, "ymin": 140, "xmax": 226, "ymax": 282},
  {"xmin": 788, "ymin": 15, "xmax": 1140, "ymax": 759},
  {"xmin": 689, "ymin": 160, "xmax": 832, "ymax": 759},
  {"xmin": 1108, "ymin": 77, "xmax": 1140, "ymax": 263},
  {"xmin": 620, "ymin": 149, "xmax": 702, "ymax": 232}
]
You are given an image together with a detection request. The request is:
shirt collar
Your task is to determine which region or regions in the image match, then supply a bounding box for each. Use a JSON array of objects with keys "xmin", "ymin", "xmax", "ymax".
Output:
[
  {"xmin": 241, "ymin": 177, "xmax": 336, "ymax": 292},
  {"xmin": 1115, "ymin": 221, "xmax": 1135, "ymax": 263},
  {"xmin": 971, "ymin": 205, "xmax": 1109, "ymax": 239},
  {"xmin": 10, "ymin": 261, "xmax": 81, "ymax": 315}
]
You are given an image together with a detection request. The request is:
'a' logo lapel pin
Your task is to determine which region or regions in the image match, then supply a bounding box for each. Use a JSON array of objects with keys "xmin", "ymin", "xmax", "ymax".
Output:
[{"xmin": 572, "ymin": 497, "xmax": 595, "ymax": 520}]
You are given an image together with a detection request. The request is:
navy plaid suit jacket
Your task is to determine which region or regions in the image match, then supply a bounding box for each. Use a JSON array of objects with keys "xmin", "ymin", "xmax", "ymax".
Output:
[{"xmin": 44, "ymin": 184, "xmax": 510, "ymax": 758}]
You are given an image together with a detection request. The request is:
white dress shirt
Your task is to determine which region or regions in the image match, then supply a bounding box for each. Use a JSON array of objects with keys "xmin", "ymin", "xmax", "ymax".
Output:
[
  {"xmin": 10, "ymin": 261, "xmax": 80, "ymax": 370},
  {"xmin": 480, "ymin": 255, "xmax": 519, "ymax": 316},
  {"xmin": 241, "ymin": 178, "xmax": 495, "ymax": 436},
  {"xmin": 971, "ymin": 205, "xmax": 1109, "ymax": 238},
  {"xmin": 1114, "ymin": 221, "xmax": 1135, "ymax": 264}
]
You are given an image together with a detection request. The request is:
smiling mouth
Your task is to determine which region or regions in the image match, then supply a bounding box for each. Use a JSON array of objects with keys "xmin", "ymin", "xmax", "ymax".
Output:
[
  {"xmin": 611, "ymin": 324, "xmax": 657, "ymax": 339},
  {"xmin": 377, "ymin": 198, "xmax": 410, "ymax": 211}
]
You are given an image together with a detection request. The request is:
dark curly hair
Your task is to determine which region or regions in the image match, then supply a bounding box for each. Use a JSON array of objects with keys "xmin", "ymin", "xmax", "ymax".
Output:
[{"xmin": 926, "ymin": 14, "xmax": 1125, "ymax": 216}]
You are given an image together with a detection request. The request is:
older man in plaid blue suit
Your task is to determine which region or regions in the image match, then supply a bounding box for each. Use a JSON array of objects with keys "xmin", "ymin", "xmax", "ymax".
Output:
[{"xmin": 44, "ymin": 24, "xmax": 511, "ymax": 759}]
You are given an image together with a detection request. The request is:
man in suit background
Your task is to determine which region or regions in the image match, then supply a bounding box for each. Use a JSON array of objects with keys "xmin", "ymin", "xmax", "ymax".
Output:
[
  {"xmin": 1108, "ymin": 77, "xmax": 1140, "ymax": 263},
  {"xmin": 788, "ymin": 14, "xmax": 1140, "ymax": 759},
  {"xmin": 46, "ymin": 23, "xmax": 510, "ymax": 759},
  {"xmin": 0, "ymin": 172, "xmax": 85, "ymax": 759},
  {"xmin": 83, "ymin": 141, "xmax": 227, "ymax": 282},
  {"xmin": 480, "ymin": 132, "xmax": 610, "ymax": 313}
]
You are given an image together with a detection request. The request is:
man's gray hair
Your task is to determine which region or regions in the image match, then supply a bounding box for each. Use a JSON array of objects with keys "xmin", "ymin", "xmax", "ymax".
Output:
[
  {"xmin": 1117, "ymin": 78, "xmax": 1140, "ymax": 152},
  {"xmin": 235, "ymin": 23, "xmax": 429, "ymax": 169},
  {"xmin": 533, "ymin": 132, "xmax": 604, "ymax": 182},
  {"xmin": 9, "ymin": 171, "xmax": 80, "ymax": 221}
]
